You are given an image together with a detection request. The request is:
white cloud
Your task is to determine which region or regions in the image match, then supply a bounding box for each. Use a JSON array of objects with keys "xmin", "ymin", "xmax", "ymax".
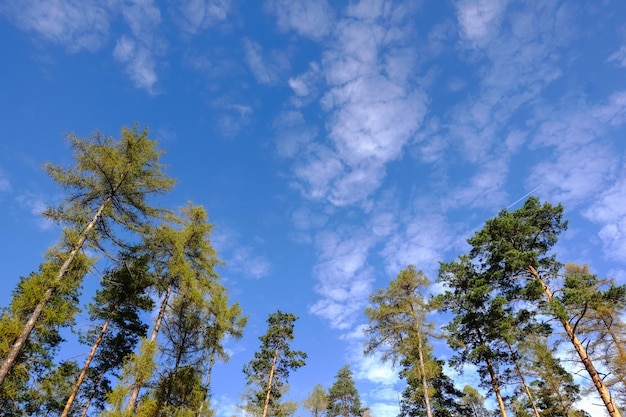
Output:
[
  {"xmin": 456, "ymin": 0, "xmax": 507, "ymax": 46},
  {"xmin": 273, "ymin": 111, "xmax": 317, "ymax": 158},
  {"xmin": 584, "ymin": 171, "xmax": 626, "ymax": 262},
  {"xmin": 243, "ymin": 38, "xmax": 290, "ymax": 85},
  {"xmin": 16, "ymin": 193, "xmax": 55, "ymax": 230},
  {"xmin": 380, "ymin": 212, "xmax": 453, "ymax": 278},
  {"xmin": 309, "ymin": 229, "xmax": 376, "ymax": 329},
  {"xmin": 113, "ymin": 0, "xmax": 163, "ymax": 93},
  {"xmin": 2, "ymin": 0, "xmax": 111, "ymax": 52},
  {"xmin": 212, "ymin": 226, "xmax": 272, "ymax": 279},
  {"xmin": 173, "ymin": 0, "xmax": 231, "ymax": 34},
  {"xmin": 608, "ymin": 45, "xmax": 626, "ymax": 68},
  {"xmin": 265, "ymin": 0, "xmax": 333, "ymax": 40},
  {"xmin": 0, "ymin": 169, "xmax": 10, "ymax": 192},
  {"xmin": 288, "ymin": 5, "xmax": 427, "ymax": 206}
]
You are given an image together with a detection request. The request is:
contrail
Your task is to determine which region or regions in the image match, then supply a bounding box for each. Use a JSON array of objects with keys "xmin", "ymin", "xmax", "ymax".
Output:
[{"xmin": 506, "ymin": 184, "xmax": 544, "ymax": 210}]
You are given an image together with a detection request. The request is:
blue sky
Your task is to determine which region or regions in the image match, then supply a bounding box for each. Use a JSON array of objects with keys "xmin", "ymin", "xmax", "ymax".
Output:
[{"xmin": 1, "ymin": 0, "xmax": 626, "ymax": 415}]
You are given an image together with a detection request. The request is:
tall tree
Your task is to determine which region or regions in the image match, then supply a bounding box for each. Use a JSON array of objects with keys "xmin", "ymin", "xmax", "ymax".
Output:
[
  {"xmin": 0, "ymin": 126, "xmax": 174, "ymax": 386},
  {"xmin": 61, "ymin": 252, "xmax": 154, "ymax": 417},
  {"xmin": 460, "ymin": 386, "xmax": 490, "ymax": 417},
  {"xmin": 243, "ymin": 311, "xmax": 306, "ymax": 417},
  {"xmin": 437, "ymin": 257, "xmax": 511, "ymax": 417},
  {"xmin": 303, "ymin": 384, "xmax": 328, "ymax": 417},
  {"xmin": 0, "ymin": 247, "xmax": 91, "ymax": 415},
  {"xmin": 466, "ymin": 197, "xmax": 621, "ymax": 417},
  {"xmin": 364, "ymin": 265, "xmax": 436, "ymax": 417},
  {"xmin": 124, "ymin": 203, "xmax": 223, "ymax": 412},
  {"xmin": 326, "ymin": 365, "xmax": 362, "ymax": 417}
]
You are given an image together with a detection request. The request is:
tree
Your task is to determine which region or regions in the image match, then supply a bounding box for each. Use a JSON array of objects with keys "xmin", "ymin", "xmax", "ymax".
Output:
[
  {"xmin": 437, "ymin": 257, "xmax": 511, "ymax": 417},
  {"xmin": 61, "ymin": 252, "xmax": 154, "ymax": 417},
  {"xmin": 0, "ymin": 126, "xmax": 174, "ymax": 386},
  {"xmin": 326, "ymin": 365, "xmax": 362, "ymax": 417},
  {"xmin": 465, "ymin": 197, "xmax": 621, "ymax": 417},
  {"xmin": 0, "ymin": 249, "xmax": 91, "ymax": 415},
  {"xmin": 124, "ymin": 203, "xmax": 222, "ymax": 412},
  {"xmin": 364, "ymin": 265, "xmax": 436, "ymax": 417},
  {"xmin": 303, "ymin": 384, "xmax": 328, "ymax": 417},
  {"xmin": 460, "ymin": 386, "xmax": 490, "ymax": 417},
  {"xmin": 243, "ymin": 311, "xmax": 306, "ymax": 417}
]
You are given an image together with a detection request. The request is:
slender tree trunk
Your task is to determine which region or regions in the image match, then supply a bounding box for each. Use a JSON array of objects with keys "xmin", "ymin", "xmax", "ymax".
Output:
[
  {"xmin": 485, "ymin": 356, "xmax": 508, "ymax": 417},
  {"xmin": 80, "ymin": 371, "xmax": 104, "ymax": 417},
  {"xmin": 415, "ymin": 333, "xmax": 433, "ymax": 417},
  {"xmin": 505, "ymin": 341, "xmax": 540, "ymax": 417},
  {"xmin": 262, "ymin": 347, "xmax": 279, "ymax": 417},
  {"xmin": 61, "ymin": 317, "xmax": 112, "ymax": 417},
  {"xmin": 126, "ymin": 284, "xmax": 173, "ymax": 412},
  {"xmin": 196, "ymin": 352, "xmax": 216, "ymax": 417},
  {"xmin": 528, "ymin": 266, "xmax": 622, "ymax": 417},
  {"xmin": 0, "ymin": 199, "xmax": 109, "ymax": 386}
]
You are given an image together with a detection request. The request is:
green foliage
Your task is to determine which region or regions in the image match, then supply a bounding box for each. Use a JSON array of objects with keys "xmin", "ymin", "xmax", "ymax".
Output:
[
  {"xmin": 243, "ymin": 311, "xmax": 306, "ymax": 417},
  {"xmin": 303, "ymin": 384, "xmax": 328, "ymax": 417},
  {"xmin": 326, "ymin": 365, "xmax": 362, "ymax": 417}
]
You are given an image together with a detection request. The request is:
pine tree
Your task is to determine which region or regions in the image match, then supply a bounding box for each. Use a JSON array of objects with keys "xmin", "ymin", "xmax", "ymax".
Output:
[
  {"xmin": 465, "ymin": 197, "xmax": 621, "ymax": 417},
  {"xmin": 61, "ymin": 252, "xmax": 154, "ymax": 417},
  {"xmin": 0, "ymin": 126, "xmax": 174, "ymax": 386},
  {"xmin": 326, "ymin": 365, "xmax": 362, "ymax": 417},
  {"xmin": 243, "ymin": 311, "xmax": 306, "ymax": 417}
]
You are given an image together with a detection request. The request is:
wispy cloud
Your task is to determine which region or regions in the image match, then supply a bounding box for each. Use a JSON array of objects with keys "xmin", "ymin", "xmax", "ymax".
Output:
[
  {"xmin": 172, "ymin": 0, "xmax": 231, "ymax": 34},
  {"xmin": 309, "ymin": 229, "xmax": 376, "ymax": 329},
  {"xmin": 584, "ymin": 171, "xmax": 626, "ymax": 262},
  {"xmin": 285, "ymin": 2, "xmax": 427, "ymax": 207},
  {"xmin": 456, "ymin": 0, "xmax": 507, "ymax": 46},
  {"xmin": 2, "ymin": 0, "xmax": 111, "ymax": 52},
  {"xmin": 0, "ymin": 169, "xmax": 11, "ymax": 193},
  {"xmin": 243, "ymin": 38, "xmax": 290, "ymax": 85},
  {"xmin": 213, "ymin": 226, "xmax": 272, "ymax": 279},
  {"xmin": 114, "ymin": 0, "xmax": 164, "ymax": 94},
  {"xmin": 265, "ymin": 0, "xmax": 333, "ymax": 40},
  {"xmin": 608, "ymin": 45, "xmax": 626, "ymax": 68},
  {"xmin": 16, "ymin": 192, "xmax": 54, "ymax": 230}
]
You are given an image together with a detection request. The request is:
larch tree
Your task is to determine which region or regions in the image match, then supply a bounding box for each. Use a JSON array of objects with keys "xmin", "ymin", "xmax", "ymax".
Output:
[
  {"xmin": 243, "ymin": 311, "xmax": 306, "ymax": 417},
  {"xmin": 121, "ymin": 203, "xmax": 223, "ymax": 413},
  {"xmin": 303, "ymin": 384, "xmax": 328, "ymax": 417},
  {"xmin": 326, "ymin": 365, "xmax": 362, "ymax": 417},
  {"xmin": 0, "ymin": 126, "xmax": 175, "ymax": 386},
  {"xmin": 465, "ymin": 197, "xmax": 621, "ymax": 417},
  {"xmin": 364, "ymin": 265, "xmax": 436, "ymax": 417},
  {"xmin": 0, "ymin": 247, "xmax": 91, "ymax": 414}
]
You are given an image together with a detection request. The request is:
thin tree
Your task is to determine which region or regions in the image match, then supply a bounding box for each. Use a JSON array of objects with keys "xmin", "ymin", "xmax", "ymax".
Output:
[
  {"xmin": 303, "ymin": 384, "xmax": 328, "ymax": 417},
  {"xmin": 0, "ymin": 126, "xmax": 174, "ymax": 386},
  {"xmin": 243, "ymin": 311, "xmax": 306, "ymax": 417},
  {"xmin": 61, "ymin": 252, "xmax": 154, "ymax": 417},
  {"xmin": 364, "ymin": 265, "xmax": 435, "ymax": 417}
]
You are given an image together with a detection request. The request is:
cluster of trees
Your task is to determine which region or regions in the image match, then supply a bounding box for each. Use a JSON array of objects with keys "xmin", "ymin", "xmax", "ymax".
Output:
[
  {"xmin": 0, "ymin": 127, "xmax": 246, "ymax": 416},
  {"xmin": 364, "ymin": 198, "xmax": 626, "ymax": 417},
  {"xmin": 0, "ymin": 126, "xmax": 624, "ymax": 417}
]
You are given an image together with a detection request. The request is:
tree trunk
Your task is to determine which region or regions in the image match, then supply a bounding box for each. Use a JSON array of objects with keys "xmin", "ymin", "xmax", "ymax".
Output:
[
  {"xmin": 415, "ymin": 332, "xmax": 433, "ymax": 417},
  {"xmin": 79, "ymin": 371, "xmax": 104, "ymax": 417},
  {"xmin": 506, "ymin": 341, "xmax": 540, "ymax": 417},
  {"xmin": 196, "ymin": 352, "xmax": 216, "ymax": 417},
  {"xmin": 61, "ymin": 317, "xmax": 112, "ymax": 417},
  {"xmin": 528, "ymin": 266, "xmax": 622, "ymax": 417},
  {"xmin": 126, "ymin": 284, "xmax": 172, "ymax": 412},
  {"xmin": 0, "ymin": 199, "xmax": 109, "ymax": 386},
  {"xmin": 262, "ymin": 347, "xmax": 279, "ymax": 417},
  {"xmin": 485, "ymin": 356, "xmax": 508, "ymax": 417}
]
